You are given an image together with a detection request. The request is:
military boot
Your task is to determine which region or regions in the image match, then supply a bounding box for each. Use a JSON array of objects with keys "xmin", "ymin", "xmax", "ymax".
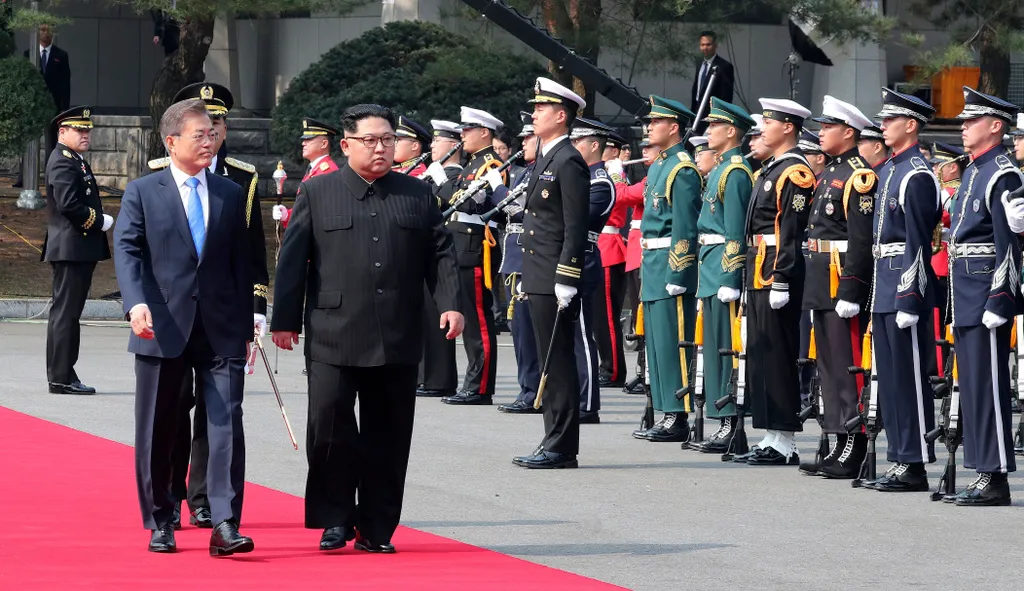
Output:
[
  {"xmin": 646, "ymin": 412, "xmax": 690, "ymax": 442},
  {"xmin": 696, "ymin": 416, "xmax": 734, "ymax": 453},
  {"xmin": 819, "ymin": 433, "xmax": 866, "ymax": 479},
  {"xmin": 954, "ymin": 473, "xmax": 1011, "ymax": 507}
]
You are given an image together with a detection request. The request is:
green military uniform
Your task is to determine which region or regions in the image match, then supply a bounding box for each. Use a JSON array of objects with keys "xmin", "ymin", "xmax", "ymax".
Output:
[
  {"xmin": 639, "ymin": 96, "xmax": 703, "ymax": 429},
  {"xmin": 695, "ymin": 99, "xmax": 755, "ymax": 424}
]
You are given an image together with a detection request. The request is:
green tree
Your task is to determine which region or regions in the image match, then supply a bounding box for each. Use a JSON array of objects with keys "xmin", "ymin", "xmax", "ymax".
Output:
[{"xmin": 0, "ymin": 55, "xmax": 55, "ymax": 158}]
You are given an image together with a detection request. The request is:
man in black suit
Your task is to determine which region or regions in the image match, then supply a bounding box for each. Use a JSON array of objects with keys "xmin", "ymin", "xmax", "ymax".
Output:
[
  {"xmin": 114, "ymin": 98, "xmax": 254, "ymax": 556},
  {"xmin": 42, "ymin": 107, "xmax": 112, "ymax": 395},
  {"xmin": 151, "ymin": 10, "xmax": 180, "ymax": 57},
  {"xmin": 511, "ymin": 77, "xmax": 592, "ymax": 469},
  {"xmin": 691, "ymin": 31, "xmax": 735, "ymax": 130},
  {"xmin": 272, "ymin": 104, "xmax": 463, "ymax": 553},
  {"xmin": 18, "ymin": 24, "xmax": 71, "ymax": 186}
]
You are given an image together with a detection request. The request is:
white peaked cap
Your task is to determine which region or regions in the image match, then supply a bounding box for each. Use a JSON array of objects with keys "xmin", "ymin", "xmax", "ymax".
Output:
[
  {"xmin": 759, "ymin": 98, "xmax": 812, "ymax": 122},
  {"xmin": 530, "ymin": 77, "xmax": 586, "ymax": 110},
  {"xmin": 817, "ymin": 95, "xmax": 873, "ymax": 131},
  {"xmin": 460, "ymin": 107, "xmax": 503, "ymax": 131}
]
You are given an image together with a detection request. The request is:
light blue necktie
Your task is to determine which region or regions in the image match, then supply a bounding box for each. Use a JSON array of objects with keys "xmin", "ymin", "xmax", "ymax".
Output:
[{"xmin": 185, "ymin": 176, "xmax": 205, "ymax": 256}]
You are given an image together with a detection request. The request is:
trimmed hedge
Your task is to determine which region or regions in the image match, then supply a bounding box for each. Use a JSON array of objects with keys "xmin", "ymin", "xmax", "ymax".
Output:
[
  {"xmin": 270, "ymin": 20, "xmax": 545, "ymax": 157},
  {"xmin": 0, "ymin": 57, "xmax": 55, "ymax": 159}
]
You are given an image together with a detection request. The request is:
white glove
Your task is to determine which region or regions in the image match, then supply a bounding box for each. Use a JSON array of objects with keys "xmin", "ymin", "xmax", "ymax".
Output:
[
  {"xmin": 425, "ymin": 161, "xmax": 448, "ymax": 186},
  {"xmin": 605, "ymin": 159, "xmax": 624, "ymax": 176},
  {"xmin": 717, "ymin": 286, "xmax": 740, "ymax": 303},
  {"xmin": 272, "ymin": 204, "xmax": 288, "ymax": 221},
  {"xmin": 484, "ymin": 169, "xmax": 505, "ymax": 191},
  {"xmin": 253, "ymin": 313, "xmax": 268, "ymax": 338},
  {"xmin": 1002, "ymin": 191, "xmax": 1024, "ymax": 234},
  {"xmin": 666, "ymin": 284, "xmax": 686, "ymax": 296},
  {"xmin": 895, "ymin": 311, "xmax": 919, "ymax": 329},
  {"xmin": 769, "ymin": 289, "xmax": 789, "ymax": 309},
  {"xmin": 554, "ymin": 283, "xmax": 577, "ymax": 308},
  {"xmin": 101, "ymin": 214, "xmax": 114, "ymax": 232},
  {"xmin": 983, "ymin": 310, "xmax": 1008, "ymax": 330},
  {"xmin": 835, "ymin": 299, "xmax": 861, "ymax": 319}
]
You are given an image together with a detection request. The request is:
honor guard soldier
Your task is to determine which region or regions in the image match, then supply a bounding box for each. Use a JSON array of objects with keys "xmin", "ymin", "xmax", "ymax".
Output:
[
  {"xmin": 690, "ymin": 135, "xmax": 717, "ymax": 177},
  {"xmin": 156, "ymin": 82, "xmax": 268, "ymax": 527},
  {"xmin": 690, "ymin": 98, "xmax": 755, "ymax": 453},
  {"xmin": 801, "ymin": 96, "xmax": 878, "ymax": 478},
  {"xmin": 273, "ymin": 118, "xmax": 341, "ymax": 228},
  {"xmin": 512, "ymin": 77, "xmax": 591, "ymax": 468},
  {"xmin": 799, "ymin": 128, "xmax": 826, "ymax": 178},
  {"xmin": 43, "ymin": 106, "xmax": 112, "ymax": 395},
  {"xmin": 497, "ymin": 114, "xmax": 542, "ymax": 413},
  {"xmin": 858, "ymin": 123, "xmax": 888, "ymax": 169},
  {"xmin": 745, "ymin": 114, "xmax": 771, "ymax": 164},
  {"xmin": 442, "ymin": 107, "xmax": 507, "ymax": 405},
  {"xmin": 631, "ymin": 96, "xmax": 702, "ymax": 442},
  {"xmin": 416, "ymin": 119, "xmax": 465, "ymax": 398},
  {"xmin": 569, "ymin": 117, "xmax": 617, "ymax": 423},
  {"xmin": 1010, "ymin": 113, "xmax": 1024, "ymax": 164},
  {"xmin": 795, "ymin": 126, "xmax": 821, "ymax": 406},
  {"xmin": 864, "ymin": 88, "xmax": 942, "ymax": 492},
  {"xmin": 393, "ymin": 115, "xmax": 431, "ymax": 177},
  {"xmin": 737, "ymin": 98, "xmax": 815, "ymax": 466},
  {"xmin": 949, "ymin": 87, "xmax": 1023, "ymax": 505}
]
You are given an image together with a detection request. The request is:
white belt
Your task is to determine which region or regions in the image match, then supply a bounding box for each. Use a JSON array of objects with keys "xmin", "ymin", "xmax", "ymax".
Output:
[
  {"xmin": 949, "ymin": 242, "xmax": 996, "ymax": 258},
  {"xmin": 698, "ymin": 233, "xmax": 725, "ymax": 245},
  {"xmin": 641, "ymin": 237, "xmax": 671, "ymax": 249},
  {"xmin": 630, "ymin": 220, "xmax": 642, "ymax": 230},
  {"xmin": 450, "ymin": 212, "xmax": 484, "ymax": 225},
  {"xmin": 588, "ymin": 231, "xmax": 599, "ymax": 243},
  {"xmin": 747, "ymin": 234, "xmax": 776, "ymax": 247},
  {"xmin": 506, "ymin": 223, "xmax": 524, "ymax": 234},
  {"xmin": 807, "ymin": 239, "xmax": 848, "ymax": 253},
  {"xmin": 872, "ymin": 242, "xmax": 905, "ymax": 258},
  {"xmin": 602, "ymin": 225, "xmax": 621, "ymax": 234}
]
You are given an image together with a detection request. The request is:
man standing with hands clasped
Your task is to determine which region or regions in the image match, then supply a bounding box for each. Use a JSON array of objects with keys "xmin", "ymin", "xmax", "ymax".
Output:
[
  {"xmin": 271, "ymin": 104, "xmax": 463, "ymax": 553},
  {"xmin": 512, "ymin": 78, "xmax": 591, "ymax": 469}
]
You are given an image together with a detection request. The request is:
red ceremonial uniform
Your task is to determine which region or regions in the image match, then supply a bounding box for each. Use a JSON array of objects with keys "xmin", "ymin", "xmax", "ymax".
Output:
[
  {"xmin": 615, "ymin": 177, "xmax": 647, "ymax": 272},
  {"xmin": 597, "ymin": 188, "xmax": 629, "ymax": 266},
  {"xmin": 280, "ymin": 156, "xmax": 339, "ymax": 228}
]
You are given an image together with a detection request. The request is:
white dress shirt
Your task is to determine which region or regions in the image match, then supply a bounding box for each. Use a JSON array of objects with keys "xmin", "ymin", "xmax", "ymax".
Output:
[
  {"xmin": 170, "ymin": 163, "xmax": 210, "ymax": 231},
  {"xmin": 208, "ymin": 154, "xmax": 219, "ymax": 175},
  {"xmin": 540, "ymin": 134, "xmax": 568, "ymax": 157}
]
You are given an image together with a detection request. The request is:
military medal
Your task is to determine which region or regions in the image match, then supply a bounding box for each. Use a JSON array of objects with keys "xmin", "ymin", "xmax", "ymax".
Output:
[
  {"xmin": 710, "ymin": 202, "xmax": 716, "ymax": 213},
  {"xmin": 541, "ymin": 189, "xmax": 550, "ymax": 199},
  {"xmin": 825, "ymin": 202, "xmax": 834, "ymax": 216},
  {"xmin": 764, "ymin": 180, "xmax": 772, "ymax": 192},
  {"xmin": 973, "ymin": 199, "xmax": 980, "ymax": 212}
]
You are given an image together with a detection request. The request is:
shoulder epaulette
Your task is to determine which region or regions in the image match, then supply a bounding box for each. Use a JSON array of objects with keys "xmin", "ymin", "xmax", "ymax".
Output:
[
  {"xmin": 848, "ymin": 156, "xmax": 866, "ymax": 169},
  {"xmin": 678, "ymin": 152, "xmax": 692, "ymax": 162},
  {"xmin": 62, "ymin": 149, "xmax": 76, "ymax": 160},
  {"xmin": 148, "ymin": 157, "xmax": 170, "ymax": 170},
  {"xmin": 910, "ymin": 156, "xmax": 928, "ymax": 171},
  {"xmin": 225, "ymin": 157, "xmax": 256, "ymax": 174},
  {"xmin": 731, "ymin": 155, "xmax": 743, "ymax": 164},
  {"xmin": 996, "ymin": 154, "xmax": 1016, "ymax": 170},
  {"xmin": 781, "ymin": 163, "xmax": 815, "ymax": 190},
  {"xmin": 595, "ymin": 168, "xmax": 608, "ymax": 179}
]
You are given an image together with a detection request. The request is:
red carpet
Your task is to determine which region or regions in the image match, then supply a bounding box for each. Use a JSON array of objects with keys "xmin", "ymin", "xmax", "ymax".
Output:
[{"xmin": 0, "ymin": 407, "xmax": 625, "ymax": 590}]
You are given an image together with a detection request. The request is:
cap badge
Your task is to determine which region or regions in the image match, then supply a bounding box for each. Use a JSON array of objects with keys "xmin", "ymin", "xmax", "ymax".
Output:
[{"xmin": 200, "ymin": 85, "xmax": 214, "ymax": 100}]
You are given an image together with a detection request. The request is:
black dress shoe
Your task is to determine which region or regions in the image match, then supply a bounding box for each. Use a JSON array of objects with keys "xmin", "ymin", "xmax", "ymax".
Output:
[
  {"xmin": 745, "ymin": 447, "xmax": 799, "ymax": 466},
  {"xmin": 873, "ymin": 464, "xmax": 929, "ymax": 493},
  {"xmin": 632, "ymin": 416, "xmax": 667, "ymax": 440},
  {"xmin": 818, "ymin": 434, "xmax": 866, "ymax": 479},
  {"xmin": 728, "ymin": 446, "xmax": 762, "ymax": 463},
  {"xmin": 696, "ymin": 417, "xmax": 734, "ymax": 453},
  {"xmin": 441, "ymin": 391, "xmax": 493, "ymax": 405},
  {"xmin": 149, "ymin": 524, "xmax": 176, "ymax": 553},
  {"xmin": 172, "ymin": 503, "xmax": 182, "ymax": 530},
  {"xmin": 498, "ymin": 400, "xmax": 541, "ymax": 414},
  {"xmin": 579, "ymin": 411, "xmax": 600, "ymax": 424},
  {"xmin": 646, "ymin": 413, "xmax": 689, "ymax": 442},
  {"xmin": 955, "ymin": 473, "xmax": 1011, "ymax": 506},
  {"xmin": 624, "ymin": 381, "xmax": 646, "ymax": 395},
  {"xmin": 319, "ymin": 526, "xmax": 348, "ymax": 551},
  {"xmin": 190, "ymin": 507, "xmax": 213, "ymax": 528},
  {"xmin": 598, "ymin": 376, "xmax": 624, "ymax": 388},
  {"xmin": 354, "ymin": 535, "xmax": 396, "ymax": 554},
  {"xmin": 416, "ymin": 388, "xmax": 454, "ymax": 398},
  {"xmin": 48, "ymin": 382, "xmax": 95, "ymax": 395},
  {"xmin": 512, "ymin": 450, "xmax": 578, "ymax": 469},
  {"xmin": 210, "ymin": 520, "xmax": 254, "ymax": 556}
]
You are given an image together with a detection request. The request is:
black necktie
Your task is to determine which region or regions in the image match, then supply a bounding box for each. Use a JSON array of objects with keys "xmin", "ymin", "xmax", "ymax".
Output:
[{"xmin": 41, "ymin": 48, "xmax": 48, "ymax": 74}]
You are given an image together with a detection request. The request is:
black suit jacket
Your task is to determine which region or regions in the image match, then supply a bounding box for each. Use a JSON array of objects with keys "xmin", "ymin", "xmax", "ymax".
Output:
[
  {"xmin": 114, "ymin": 169, "xmax": 252, "ymax": 359},
  {"xmin": 25, "ymin": 45, "xmax": 70, "ymax": 111},
  {"xmin": 271, "ymin": 164, "xmax": 461, "ymax": 367},
  {"xmin": 691, "ymin": 54, "xmax": 734, "ymax": 114},
  {"xmin": 42, "ymin": 144, "xmax": 110, "ymax": 263},
  {"xmin": 521, "ymin": 138, "xmax": 591, "ymax": 294}
]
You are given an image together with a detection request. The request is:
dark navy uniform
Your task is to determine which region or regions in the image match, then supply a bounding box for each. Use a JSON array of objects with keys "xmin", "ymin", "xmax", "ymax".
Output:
[
  {"xmin": 42, "ymin": 107, "xmax": 111, "ymax": 394},
  {"xmin": 444, "ymin": 145, "xmax": 504, "ymax": 403},
  {"xmin": 867, "ymin": 92, "xmax": 941, "ymax": 489},
  {"xmin": 949, "ymin": 89, "xmax": 1023, "ymax": 503}
]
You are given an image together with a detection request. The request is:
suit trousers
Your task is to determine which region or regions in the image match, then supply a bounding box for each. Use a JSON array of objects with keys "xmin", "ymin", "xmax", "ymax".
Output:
[
  {"xmin": 134, "ymin": 314, "xmax": 245, "ymax": 530},
  {"xmin": 418, "ymin": 284, "xmax": 458, "ymax": 392},
  {"xmin": 304, "ymin": 361, "xmax": 417, "ymax": 544},
  {"xmin": 747, "ymin": 290, "xmax": 803, "ymax": 432},
  {"xmin": 643, "ymin": 296, "xmax": 694, "ymax": 414},
  {"xmin": 954, "ymin": 323, "xmax": 1016, "ymax": 474},
  {"xmin": 592, "ymin": 263, "xmax": 627, "ymax": 384},
  {"xmin": 529, "ymin": 293, "xmax": 581, "ymax": 456},
  {"xmin": 46, "ymin": 261, "xmax": 96, "ymax": 384},
  {"xmin": 702, "ymin": 297, "xmax": 738, "ymax": 418},
  {"xmin": 814, "ymin": 309, "xmax": 868, "ymax": 433},
  {"xmin": 170, "ymin": 370, "xmax": 211, "ymax": 512},
  {"xmin": 505, "ymin": 274, "xmax": 540, "ymax": 404},
  {"xmin": 458, "ymin": 266, "xmax": 497, "ymax": 395},
  {"xmin": 873, "ymin": 312, "xmax": 936, "ymax": 464}
]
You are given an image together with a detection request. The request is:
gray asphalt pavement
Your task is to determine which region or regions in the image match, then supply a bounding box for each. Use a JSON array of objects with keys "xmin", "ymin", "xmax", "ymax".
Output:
[{"xmin": 1, "ymin": 320, "xmax": 1021, "ymax": 590}]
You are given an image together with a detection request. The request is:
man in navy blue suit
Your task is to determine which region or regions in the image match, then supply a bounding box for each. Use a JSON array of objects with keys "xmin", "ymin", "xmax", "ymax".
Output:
[{"xmin": 114, "ymin": 98, "xmax": 254, "ymax": 556}]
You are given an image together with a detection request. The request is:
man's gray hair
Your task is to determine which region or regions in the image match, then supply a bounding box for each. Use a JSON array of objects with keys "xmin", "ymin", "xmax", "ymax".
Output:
[{"xmin": 161, "ymin": 99, "xmax": 210, "ymax": 150}]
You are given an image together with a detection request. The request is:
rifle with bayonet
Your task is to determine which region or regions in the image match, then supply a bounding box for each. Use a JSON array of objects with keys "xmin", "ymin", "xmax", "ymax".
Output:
[
  {"xmin": 924, "ymin": 334, "xmax": 961, "ymax": 502},
  {"xmin": 797, "ymin": 324, "xmax": 828, "ymax": 472},
  {"xmin": 845, "ymin": 324, "xmax": 879, "ymax": 488},
  {"xmin": 677, "ymin": 300, "xmax": 705, "ymax": 445},
  {"xmin": 929, "ymin": 325, "xmax": 955, "ymax": 443},
  {"xmin": 442, "ymin": 149, "xmax": 524, "ymax": 218},
  {"xmin": 715, "ymin": 299, "xmax": 748, "ymax": 461}
]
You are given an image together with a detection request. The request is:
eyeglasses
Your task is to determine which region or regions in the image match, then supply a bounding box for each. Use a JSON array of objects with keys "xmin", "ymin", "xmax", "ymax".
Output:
[
  {"xmin": 345, "ymin": 134, "xmax": 397, "ymax": 148},
  {"xmin": 174, "ymin": 131, "xmax": 220, "ymax": 144}
]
